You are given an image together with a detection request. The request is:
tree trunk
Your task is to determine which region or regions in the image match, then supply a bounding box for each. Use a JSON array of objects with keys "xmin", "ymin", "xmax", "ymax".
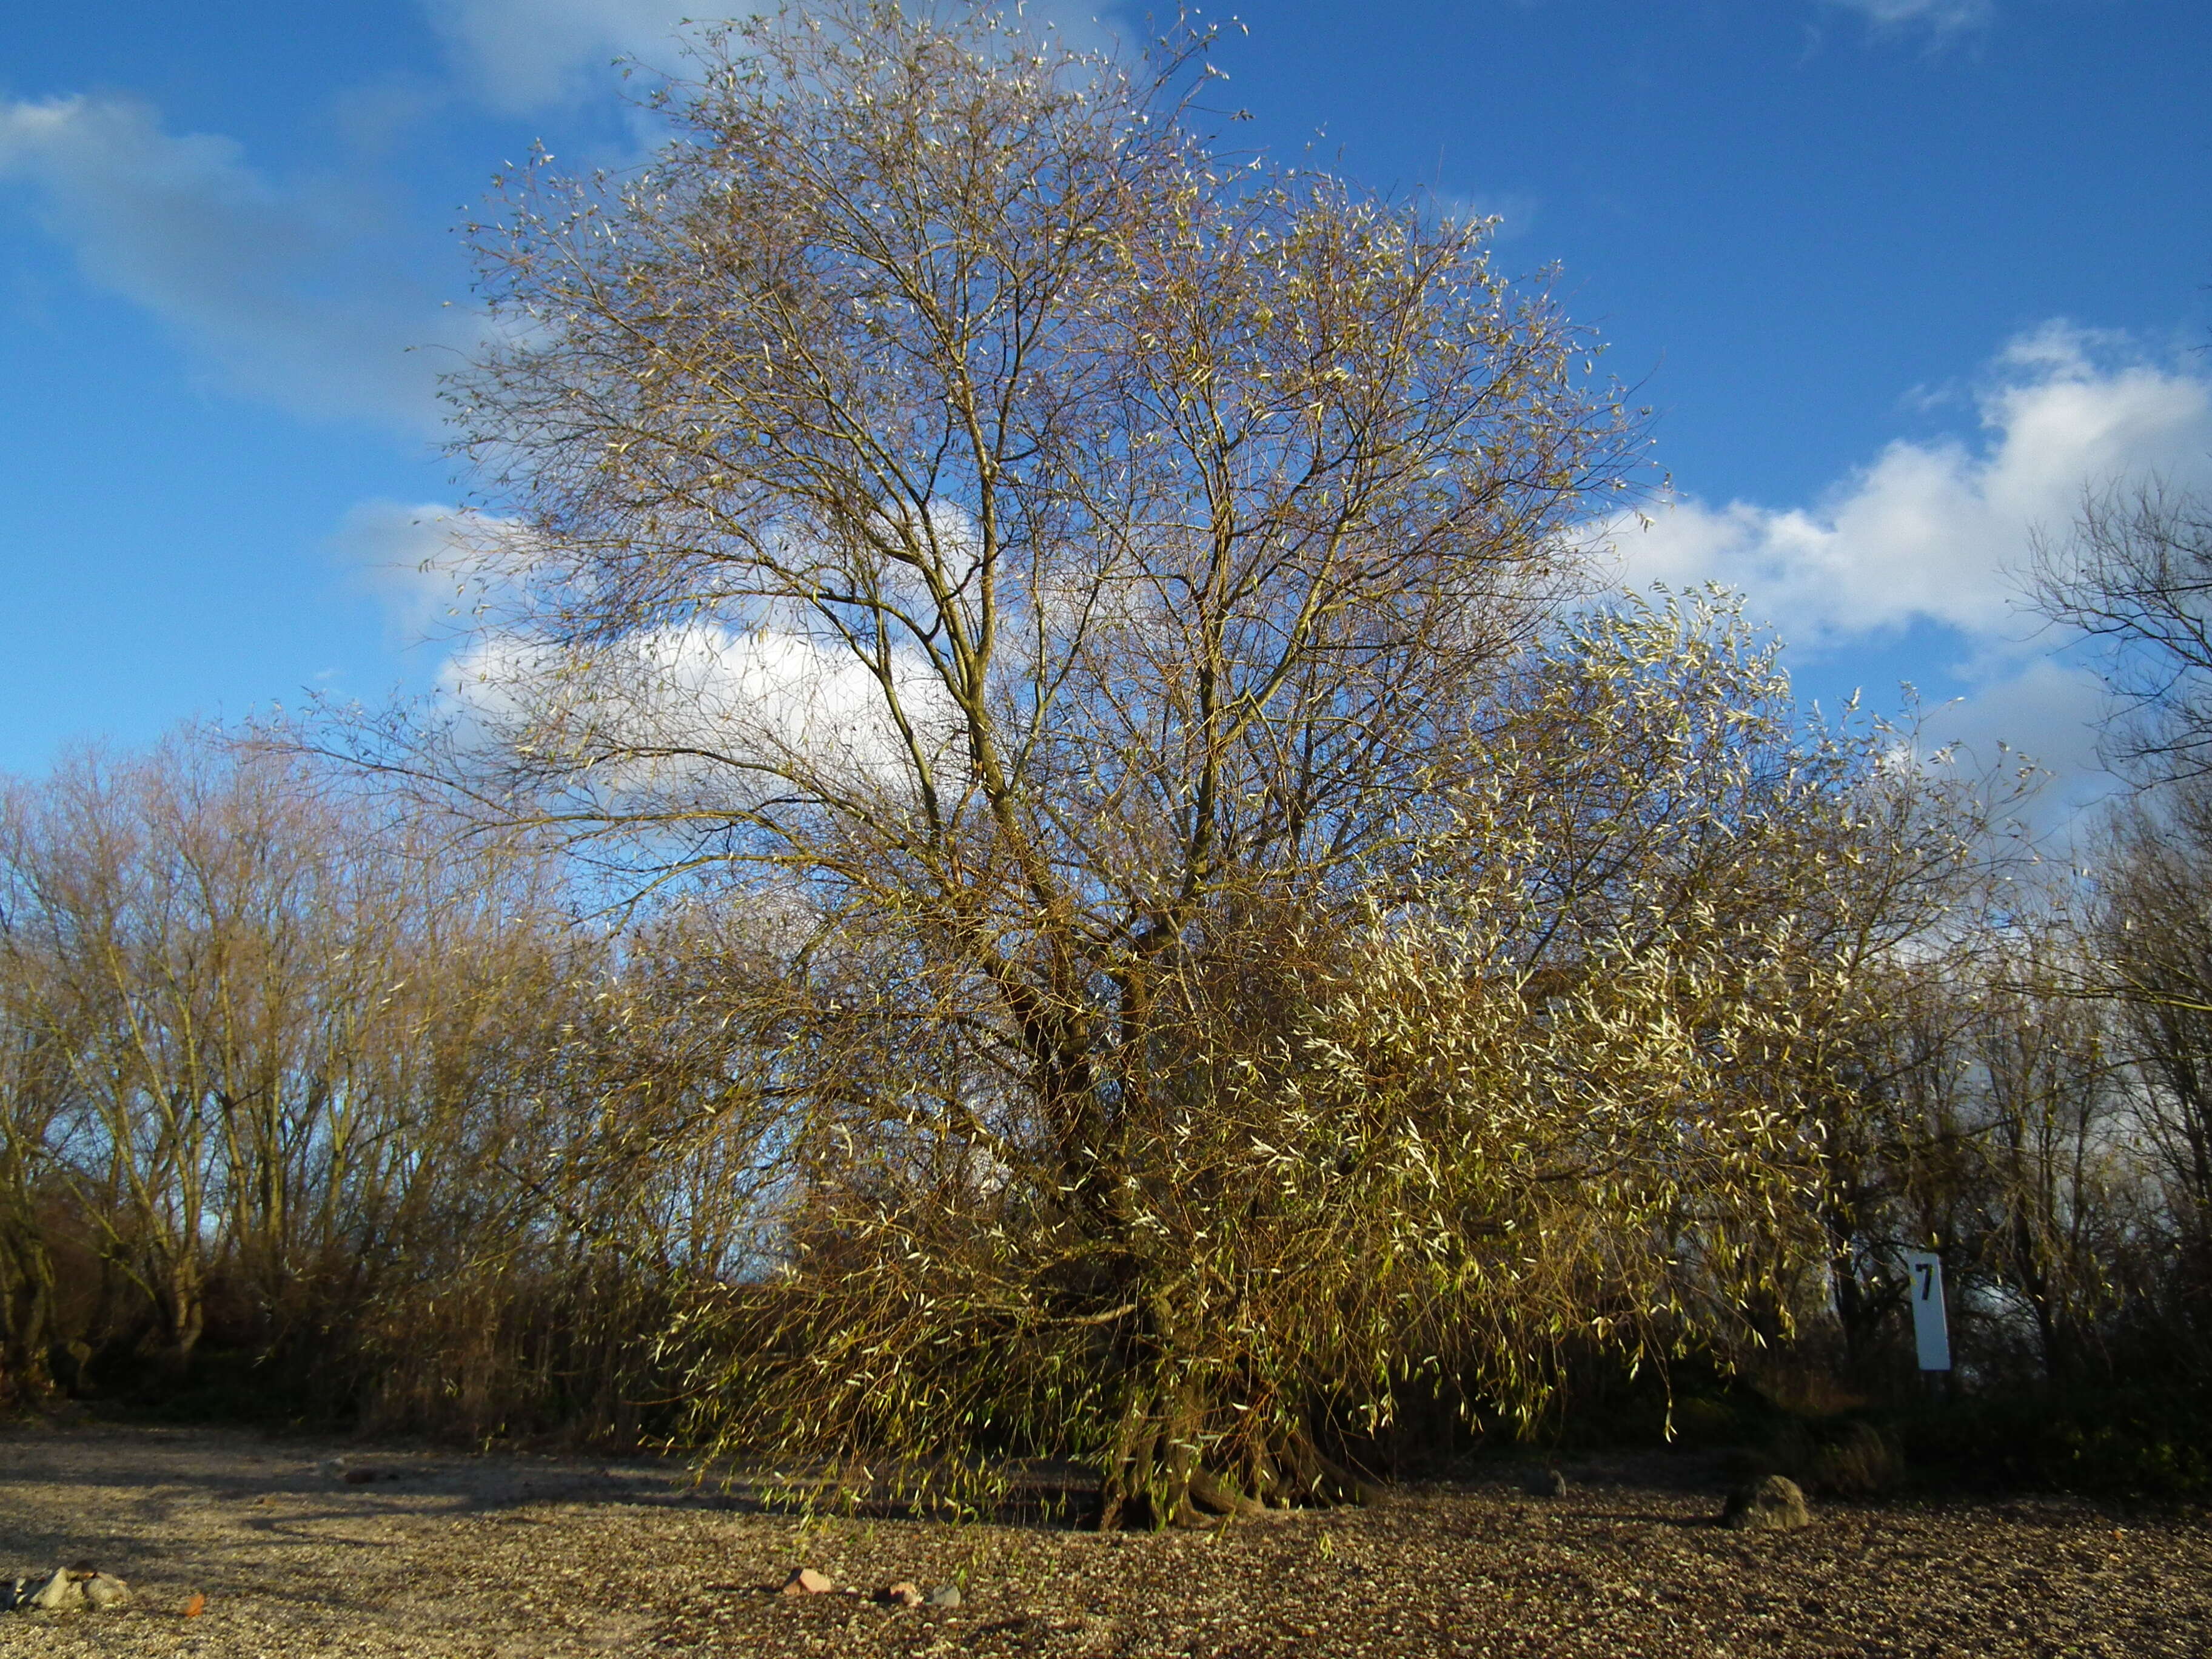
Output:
[
  {"xmin": 1095, "ymin": 1366, "xmax": 1376, "ymax": 1529},
  {"xmin": 0, "ymin": 1229, "xmax": 56, "ymax": 1405},
  {"xmin": 142, "ymin": 1253, "xmax": 206, "ymax": 1375}
]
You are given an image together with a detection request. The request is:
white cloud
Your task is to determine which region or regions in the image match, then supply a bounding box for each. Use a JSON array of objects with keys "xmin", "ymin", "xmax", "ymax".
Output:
[
  {"xmin": 443, "ymin": 619, "xmax": 962, "ymax": 808},
  {"xmin": 404, "ymin": 492, "xmax": 992, "ymax": 806},
  {"xmin": 1612, "ymin": 324, "xmax": 2212, "ymax": 818},
  {"xmin": 0, "ymin": 95, "xmax": 478, "ymax": 428},
  {"xmin": 418, "ymin": 0, "xmax": 714, "ymax": 112},
  {"xmin": 1614, "ymin": 325, "xmax": 2212, "ymax": 651},
  {"xmin": 1824, "ymin": 0, "xmax": 1995, "ymax": 35},
  {"xmin": 1436, "ymin": 188, "xmax": 1540, "ymax": 244},
  {"xmin": 332, "ymin": 500, "xmax": 484, "ymax": 642},
  {"xmin": 1917, "ymin": 656, "xmax": 2120, "ymax": 830}
]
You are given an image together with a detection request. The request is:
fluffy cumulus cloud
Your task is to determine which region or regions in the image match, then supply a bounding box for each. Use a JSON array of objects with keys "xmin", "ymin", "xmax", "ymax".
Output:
[
  {"xmin": 441, "ymin": 619, "xmax": 961, "ymax": 808},
  {"xmin": 0, "ymin": 95, "xmax": 478, "ymax": 428},
  {"xmin": 1613, "ymin": 324, "xmax": 2212, "ymax": 813},
  {"xmin": 1616, "ymin": 326, "xmax": 2212, "ymax": 649},
  {"xmin": 348, "ymin": 492, "xmax": 975, "ymax": 804}
]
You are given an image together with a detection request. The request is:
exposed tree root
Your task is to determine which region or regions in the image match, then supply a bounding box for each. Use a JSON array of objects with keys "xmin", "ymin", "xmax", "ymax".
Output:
[{"xmin": 1095, "ymin": 1386, "xmax": 1381, "ymax": 1529}]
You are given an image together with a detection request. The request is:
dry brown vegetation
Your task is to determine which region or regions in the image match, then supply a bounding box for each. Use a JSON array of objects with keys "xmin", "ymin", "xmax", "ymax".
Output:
[
  {"xmin": 0, "ymin": 737, "xmax": 780, "ymax": 1441},
  {"xmin": 4, "ymin": 5, "xmax": 2212, "ymax": 1605},
  {"xmin": 356, "ymin": 0, "xmax": 2010, "ymax": 1524}
]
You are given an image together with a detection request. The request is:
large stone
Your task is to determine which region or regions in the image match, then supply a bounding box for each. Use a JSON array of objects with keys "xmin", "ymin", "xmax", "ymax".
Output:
[
  {"xmin": 780, "ymin": 1567, "xmax": 835, "ymax": 1596},
  {"xmin": 882, "ymin": 1581, "xmax": 923, "ymax": 1608},
  {"xmin": 25, "ymin": 1569, "xmax": 84, "ymax": 1612},
  {"xmin": 1722, "ymin": 1473, "xmax": 1812, "ymax": 1532},
  {"xmin": 926, "ymin": 1584, "xmax": 963, "ymax": 1609},
  {"xmin": 82, "ymin": 1574, "xmax": 131, "ymax": 1610}
]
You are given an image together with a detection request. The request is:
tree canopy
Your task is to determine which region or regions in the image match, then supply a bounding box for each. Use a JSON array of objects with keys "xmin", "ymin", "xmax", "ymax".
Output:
[{"xmin": 394, "ymin": 1, "xmax": 1976, "ymax": 1523}]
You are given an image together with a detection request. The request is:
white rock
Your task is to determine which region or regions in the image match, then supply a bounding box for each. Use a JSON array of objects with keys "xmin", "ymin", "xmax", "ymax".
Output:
[
  {"xmin": 83, "ymin": 1574, "xmax": 131, "ymax": 1610},
  {"xmin": 25, "ymin": 1569, "xmax": 84, "ymax": 1612}
]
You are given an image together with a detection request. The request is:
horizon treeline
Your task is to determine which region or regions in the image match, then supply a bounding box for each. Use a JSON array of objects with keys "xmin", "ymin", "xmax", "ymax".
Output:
[
  {"xmin": 0, "ymin": 733, "xmax": 785, "ymax": 1439},
  {"xmin": 1, "ymin": 662, "xmax": 2208, "ymax": 1468}
]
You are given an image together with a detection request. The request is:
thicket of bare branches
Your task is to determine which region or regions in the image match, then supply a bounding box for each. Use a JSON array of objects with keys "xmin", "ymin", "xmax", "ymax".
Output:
[
  {"xmin": 2031, "ymin": 480, "xmax": 2212, "ymax": 784},
  {"xmin": 6, "ymin": 702, "xmax": 2205, "ymax": 1469},
  {"xmin": 2085, "ymin": 786, "xmax": 2212, "ymax": 1331},
  {"xmin": 4, "ymin": 0, "xmax": 2208, "ymax": 1517},
  {"xmin": 0, "ymin": 734, "xmax": 782, "ymax": 1435}
]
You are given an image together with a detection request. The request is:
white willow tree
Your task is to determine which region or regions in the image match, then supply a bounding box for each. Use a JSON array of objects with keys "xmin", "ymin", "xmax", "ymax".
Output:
[{"xmin": 407, "ymin": 2, "xmax": 1960, "ymax": 1523}]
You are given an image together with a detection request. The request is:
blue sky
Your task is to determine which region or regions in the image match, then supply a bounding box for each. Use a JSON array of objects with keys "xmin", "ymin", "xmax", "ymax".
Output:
[{"xmin": 2, "ymin": 0, "xmax": 2207, "ymax": 822}]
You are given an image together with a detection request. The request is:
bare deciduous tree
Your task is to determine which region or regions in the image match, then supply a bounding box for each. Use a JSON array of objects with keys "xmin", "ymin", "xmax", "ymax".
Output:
[
  {"xmin": 0, "ymin": 731, "xmax": 791, "ymax": 1430},
  {"xmin": 391, "ymin": 1, "xmax": 1997, "ymax": 1520},
  {"xmin": 2090, "ymin": 785, "xmax": 2212, "ymax": 1333},
  {"xmin": 2031, "ymin": 479, "xmax": 2212, "ymax": 785}
]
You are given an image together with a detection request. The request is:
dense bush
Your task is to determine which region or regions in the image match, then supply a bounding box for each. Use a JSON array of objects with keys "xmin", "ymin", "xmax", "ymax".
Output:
[{"xmin": 1893, "ymin": 1386, "xmax": 2212, "ymax": 1500}]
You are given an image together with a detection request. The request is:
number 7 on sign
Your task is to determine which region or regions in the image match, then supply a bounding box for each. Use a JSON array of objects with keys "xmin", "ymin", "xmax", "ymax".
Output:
[{"xmin": 1900, "ymin": 1249, "xmax": 1951, "ymax": 1372}]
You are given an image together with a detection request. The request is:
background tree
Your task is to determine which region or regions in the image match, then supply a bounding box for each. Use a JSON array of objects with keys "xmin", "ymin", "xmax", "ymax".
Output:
[
  {"xmin": 2085, "ymin": 785, "xmax": 2212, "ymax": 1347},
  {"xmin": 2026, "ymin": 468, "xmax": 2212, "ymax": 1359},
  {"xmin": 0, "ymin": 730, "xmax": 788, "ymax": 1433},
  {"xmin": 2031, "ymin": 479, "xmax": 2212, "ymax": 784}
]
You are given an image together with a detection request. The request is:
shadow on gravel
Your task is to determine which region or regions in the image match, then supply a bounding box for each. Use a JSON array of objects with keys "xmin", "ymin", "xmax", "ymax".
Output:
[{"xmin": 0, "ymin": 1424, "xmax": 1121, "ymax": 1539}]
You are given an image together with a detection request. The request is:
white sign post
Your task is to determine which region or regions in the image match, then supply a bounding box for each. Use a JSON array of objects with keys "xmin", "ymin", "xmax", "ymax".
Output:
[{"xmin": 1901, "ymin": 1249, "xmax": 1951, "ymax": 1372}]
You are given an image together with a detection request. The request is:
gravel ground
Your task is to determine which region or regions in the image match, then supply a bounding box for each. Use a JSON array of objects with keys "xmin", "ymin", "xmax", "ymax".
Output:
[{"xmin": 1, "ymin": 1424, "xmax": 2206, "ymax": 1657}]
